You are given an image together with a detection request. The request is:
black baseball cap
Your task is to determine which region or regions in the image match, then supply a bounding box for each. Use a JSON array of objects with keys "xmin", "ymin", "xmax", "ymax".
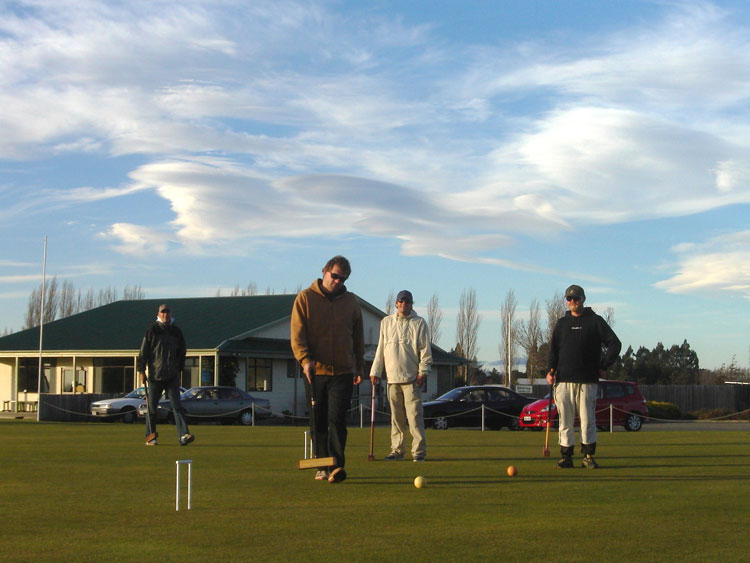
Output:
[
  {"xmin": 396, "ymin": 290, "xmax": 413, "ymax": 303},
  {"xmin": 564, "ymin": 285, "xmax": 585, "ymax": 299}
]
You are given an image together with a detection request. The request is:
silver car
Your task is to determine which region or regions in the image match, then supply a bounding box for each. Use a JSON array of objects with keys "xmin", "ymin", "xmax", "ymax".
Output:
[
  {"xmin": 91, "ymin": 386, "xmax": 187, "ymax": 423},
  {"xmin": 90, "ymin": 387, "xmax": 147, "ymax": 423}
]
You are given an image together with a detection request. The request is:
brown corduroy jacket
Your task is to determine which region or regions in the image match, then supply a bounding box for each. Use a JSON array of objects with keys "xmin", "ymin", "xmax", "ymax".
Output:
[{"xmin": 290, "ymin": 280, "xmax": 365, "ymax": 377}]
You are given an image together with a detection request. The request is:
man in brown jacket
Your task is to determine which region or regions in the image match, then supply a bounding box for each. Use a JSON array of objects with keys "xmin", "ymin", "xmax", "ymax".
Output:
[{"xmin": 291, "ymin": 255, "xmax": 364, "ymax": 483}]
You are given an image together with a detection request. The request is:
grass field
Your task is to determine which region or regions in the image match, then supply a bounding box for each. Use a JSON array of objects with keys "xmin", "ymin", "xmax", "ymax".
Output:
[{"xmin": 1, "ymin": 420, "xmax": 749, "ymax": 562}]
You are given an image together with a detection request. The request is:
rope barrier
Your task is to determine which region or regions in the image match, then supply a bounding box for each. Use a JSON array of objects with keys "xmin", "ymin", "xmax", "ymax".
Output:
[{"xmin": 30, "ymin": 397, "xmax": 750, "ymax": 425}]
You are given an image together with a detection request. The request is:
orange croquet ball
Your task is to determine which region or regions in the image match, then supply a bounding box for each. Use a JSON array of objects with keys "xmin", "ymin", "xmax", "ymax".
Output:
[{"xmin": 506, "ymin": 465, "xmax": 517, "ymax": 477}]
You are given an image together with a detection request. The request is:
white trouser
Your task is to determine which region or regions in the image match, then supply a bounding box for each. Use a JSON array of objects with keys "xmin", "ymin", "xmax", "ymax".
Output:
[
  {"xmin": 555, "ymin": 382, "xmax": 597, "ymax": 449},
  {"xmin": 388, "ymin": 382, "xmax": 426, "ymax": 457}
]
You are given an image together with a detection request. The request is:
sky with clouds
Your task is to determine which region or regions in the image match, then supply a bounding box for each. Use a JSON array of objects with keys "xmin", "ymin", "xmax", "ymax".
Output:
[{"xmin": 1, "ymin": 0, "xmax": 748, "ymax": 370}]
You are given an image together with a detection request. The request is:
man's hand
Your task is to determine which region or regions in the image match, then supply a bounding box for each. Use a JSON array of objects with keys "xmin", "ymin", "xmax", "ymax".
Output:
[
  {"xmin": 545, "ymin": 369, "xmax": 556, "ymax": 385},
  {"xmin": 370, "ymin": 375, "xmax": 380, "ymax": 385},
  {"xmin": 353, "ymin": 375, "xmax": 362, "ymax": 385},
  {"xmin": 303, "ymin": 361, "xmax": 315, "ymax": 385},
  {"xmin": 415, "ymin": 374, "xmax": 425, "ymax": 387}
]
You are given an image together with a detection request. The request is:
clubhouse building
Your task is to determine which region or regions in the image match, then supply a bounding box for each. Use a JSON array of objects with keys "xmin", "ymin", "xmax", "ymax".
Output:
[{"xmin": 0, "ymin": 294, "xmax": 464, "ymax": 419}]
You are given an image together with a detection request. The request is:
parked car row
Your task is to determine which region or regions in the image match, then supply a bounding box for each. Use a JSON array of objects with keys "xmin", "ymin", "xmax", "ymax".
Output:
[
  {"xmin": 420, "ymin": 379, "xmax": 647, "ymax": 432},
  {"xmin": 91, "ymin": 386, "xmax": 270, "ymax": 426},
  {"xmin": 422, "ymin": 385, "xmax": 535, "ymax": 430},
  {"xmin": 519, "ymin": 379, "xmax": 648, "ymax": 432},
  {"xmin": 89, "ymin": 387, "xmax": 184, "ymax": 424},
  {"xmin": 136, "ymin": 386, "xmax": 272, "ymax": 426},
  {"xmin": 91, "ymin": 380, "xmax": 647, "ymax": 431}
]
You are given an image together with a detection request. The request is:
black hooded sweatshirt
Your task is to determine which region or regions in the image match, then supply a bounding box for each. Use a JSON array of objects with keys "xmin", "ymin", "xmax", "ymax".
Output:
[{"xmin": 547, "ymin": 307, "xmax": 621, "ymax": 384}]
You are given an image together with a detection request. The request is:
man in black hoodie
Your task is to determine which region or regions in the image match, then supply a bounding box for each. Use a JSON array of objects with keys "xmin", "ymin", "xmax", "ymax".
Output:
[
  {"xmin": 138, "ymin": 303, "xmax": 194, "ymax": 447},
  {"xmin": 546, "ymin": 285, "xmax": 621, "ymax": 469}
]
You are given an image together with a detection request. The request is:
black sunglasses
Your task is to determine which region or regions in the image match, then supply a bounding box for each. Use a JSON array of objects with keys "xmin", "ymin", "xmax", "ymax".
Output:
[
  {"xmin": 159, "ymin": 309, "xmax": 170, "ymax": 313},
  {"xmin": 565, "ymin": 296, "xmax": 581, "ymax": 302},
  {"xmin": 330, "ymin": 272, "xmax": 348, "ymax": 282}
]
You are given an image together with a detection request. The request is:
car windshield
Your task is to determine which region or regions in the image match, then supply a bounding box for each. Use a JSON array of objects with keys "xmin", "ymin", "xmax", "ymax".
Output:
[
  {"xmin": 124, "ymin": 387, "xmax": 146, "ymax": 399},
  {"xmin": 434, "ymin": 388, "xmax": 469, "ymax": 402}
]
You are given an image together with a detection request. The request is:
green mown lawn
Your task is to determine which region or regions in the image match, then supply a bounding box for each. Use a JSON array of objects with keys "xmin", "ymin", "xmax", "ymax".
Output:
[{"xmin": 1, "ymin": 420, "xmax": 748, "ymax": 562}]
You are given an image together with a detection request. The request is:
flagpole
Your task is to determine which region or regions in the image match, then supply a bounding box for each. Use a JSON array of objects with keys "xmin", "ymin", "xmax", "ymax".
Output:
[{"xmin": 37, "ymin": 236, "xmax": 47, "ymax": 422}]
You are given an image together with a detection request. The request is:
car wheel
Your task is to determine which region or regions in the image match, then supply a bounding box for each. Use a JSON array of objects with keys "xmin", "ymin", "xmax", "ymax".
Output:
[
  {"xmin": 433, "ymin": 416, "xmax": 449, "ymax": 430},
  {"xmin": 624, "ymin": 413, "xmax": 643, "ymax": 432},
  {"xmin": 120, "ymin": 408, "xmax": 136, "ymax": 424},
  {"xmin": 239, "ymin": 409, "xmax": 254, "ymax": 426},
  {"xmin": 507, "ymin": 418, "xmax": 521, "ymax": 431}
]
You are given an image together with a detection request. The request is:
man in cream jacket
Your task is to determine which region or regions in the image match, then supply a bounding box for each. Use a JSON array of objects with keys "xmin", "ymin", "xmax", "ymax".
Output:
[{"xmin": 370, "ymin": 290, "xmax": 432, "ymax": 462}]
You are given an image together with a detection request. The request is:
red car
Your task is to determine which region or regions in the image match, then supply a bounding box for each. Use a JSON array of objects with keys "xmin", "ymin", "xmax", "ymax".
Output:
[{"xmin": 519, "ymin": 379, "xmax": 648, "ymax": 432}]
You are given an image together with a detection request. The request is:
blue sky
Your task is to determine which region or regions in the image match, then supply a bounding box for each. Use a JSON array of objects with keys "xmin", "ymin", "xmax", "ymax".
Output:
[{"xmin": 1, "ymin": 0, "xmax": 748, "ymax": 370}]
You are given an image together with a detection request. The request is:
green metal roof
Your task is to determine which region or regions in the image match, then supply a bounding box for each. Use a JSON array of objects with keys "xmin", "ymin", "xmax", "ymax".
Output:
[
  {"xmin": 0, "ymin": 295, "xmax": 300, "ymax": 352},
  {"xmin": 0, "ymin": 294, "xmax": 466, "ymax": 365}
]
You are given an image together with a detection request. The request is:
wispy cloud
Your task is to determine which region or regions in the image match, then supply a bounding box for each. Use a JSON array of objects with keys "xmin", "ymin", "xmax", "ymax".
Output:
[{"xmin": 654, "ymin": 230, "xmax": 750, "ymax": 297}]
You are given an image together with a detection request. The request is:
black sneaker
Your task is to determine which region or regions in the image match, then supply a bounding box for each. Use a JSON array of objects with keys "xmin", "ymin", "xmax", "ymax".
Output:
[
  {"xmin": 556, "ymin": 456, "xmax": 573, "ymax": 469},
  {"xmin": 180, "ymin": 433, "xmax": 195, "ymax": 446},
  {"xmin": 582, "ymin": 455, "xmax": 599, "ymax": 469},
  {"xmin": 385, "ymin": 452, "xmax": 404, "ymax": 460},
  {"xmin": 412, "ymin": 455, "xmax": 425, "ymax": 462}
]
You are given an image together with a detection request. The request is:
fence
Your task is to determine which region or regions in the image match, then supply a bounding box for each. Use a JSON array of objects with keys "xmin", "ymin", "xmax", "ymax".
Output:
[
  {"xmin": 38, "ymin": 393, "xmax": 118, "ymax": 422},
  {"xmin": 638, "ymin": 384, "xmax": 750, "ymax": 413}
]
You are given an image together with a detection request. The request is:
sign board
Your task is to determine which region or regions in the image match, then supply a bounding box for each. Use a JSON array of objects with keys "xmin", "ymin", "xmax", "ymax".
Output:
[{"xmin": 515, "ymin": 384, "xmax": 533, "ymax": 394}]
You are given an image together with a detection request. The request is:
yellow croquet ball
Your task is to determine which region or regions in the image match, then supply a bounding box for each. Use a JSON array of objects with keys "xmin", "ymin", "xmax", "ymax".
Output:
[{"xmin": 414, "ymin": 475, "xmax": 425, "ymax": 488}]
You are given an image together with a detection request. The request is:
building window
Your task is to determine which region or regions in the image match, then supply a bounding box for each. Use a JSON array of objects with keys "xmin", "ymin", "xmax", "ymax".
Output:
[
  {"xmin": 94, "ymin": 357, "xmax": 135, "ymax": 394},
  {"xmin": 247, "ymin": 358, "xmax": 272, "ymax": 392},
  {"xmin": 201, "ymin": 356, "xmax": 215, "ymax": 386},
  {"xmin": 18, "ymin": 359, "xmax": 55, "ymax": 393},
  {"xmin": 183, "ymin": 357, "xmax": 199, "ymax": 389},
  {"xmin": 62, "ymin": 368, "xmax": 87, "ymax": 393}
]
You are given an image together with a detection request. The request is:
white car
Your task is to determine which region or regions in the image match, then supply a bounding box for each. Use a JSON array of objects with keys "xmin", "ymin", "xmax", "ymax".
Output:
[{"xmin": 90, "ymin": 387, "xmax": 185, "ymax": 424}]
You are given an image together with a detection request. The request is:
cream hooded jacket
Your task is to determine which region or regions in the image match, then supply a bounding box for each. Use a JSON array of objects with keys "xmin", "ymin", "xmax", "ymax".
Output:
[{"xmin": 369, "ymin": 311, "xmax": 432, "ymax": 383}]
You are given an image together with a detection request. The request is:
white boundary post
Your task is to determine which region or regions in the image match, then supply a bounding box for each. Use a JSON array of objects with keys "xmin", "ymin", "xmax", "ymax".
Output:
[
  {"xmin": 610, "ymin": 404, "xmax": 614, "ymax": 434},
  {"xmin": 481, "ymin": 404, "xmax": 485, "ymax": 432},
  {"xmin": 176, "ymin": 460, "xmax": 193, "ymax": 511}
]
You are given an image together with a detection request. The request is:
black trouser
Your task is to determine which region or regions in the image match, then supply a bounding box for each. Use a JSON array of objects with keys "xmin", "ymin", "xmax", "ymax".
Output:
[
  {"xmin": 305, "ymin": 373, "xmax": 354, "ymax": 469},
  {"xmin": 146, "ymin": 377, "xmax": 189, "ymax": 439}
]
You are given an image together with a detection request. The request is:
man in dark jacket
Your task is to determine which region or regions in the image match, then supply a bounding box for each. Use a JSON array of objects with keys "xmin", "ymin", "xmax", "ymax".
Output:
[
  {"xmin": 137, "ymin": 303, "xmax": 194, "ymax": 446},
  {"xmin": 546, "ymin": 285, "xmax": 621, "ymax": 469}
]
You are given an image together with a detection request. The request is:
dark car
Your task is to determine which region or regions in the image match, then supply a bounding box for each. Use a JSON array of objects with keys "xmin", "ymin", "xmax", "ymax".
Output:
[
  {"xmin": 519, "ymin": 379, "xmax": 648, "ymax": 432},
  {"xmin": 423, "ymin": 385, "xmax": 535, "ymax": 430},
  {"xmin": 138, "ymin": 386, "xmax": 272, "ymax": 426}
]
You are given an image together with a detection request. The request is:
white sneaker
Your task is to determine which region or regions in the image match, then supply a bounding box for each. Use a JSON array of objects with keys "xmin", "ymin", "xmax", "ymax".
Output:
[{"xmin": 315, "ymin": 470, "xmax": 329, "ymax": 481}]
